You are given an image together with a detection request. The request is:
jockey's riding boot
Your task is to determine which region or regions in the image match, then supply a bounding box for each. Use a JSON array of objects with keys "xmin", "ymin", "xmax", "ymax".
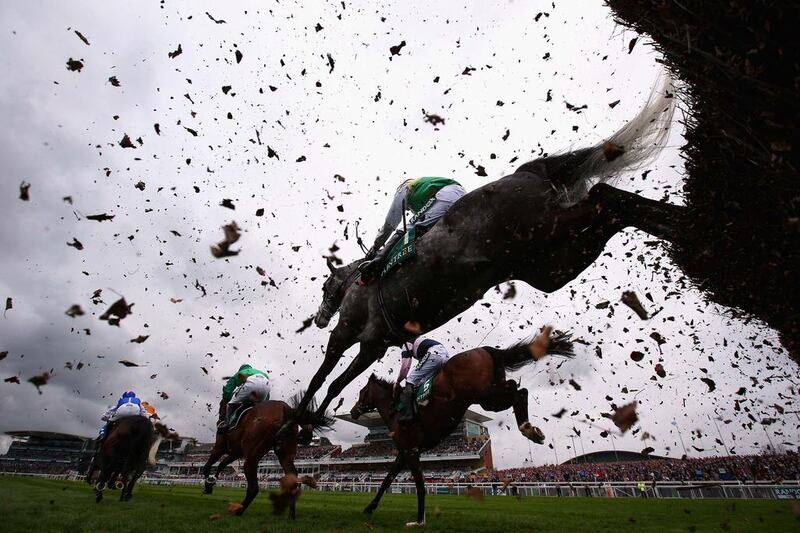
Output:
[
  {"xmin": 225, "ymin": 402, "xmax": 242, "ymax": 430},
  {"xmin": 358, "ymin": 230, "xmax": 405, "ymax": 281},
  {"xmin": 398, "ymin": 385, "xmax": 416, "ymax": 424}
]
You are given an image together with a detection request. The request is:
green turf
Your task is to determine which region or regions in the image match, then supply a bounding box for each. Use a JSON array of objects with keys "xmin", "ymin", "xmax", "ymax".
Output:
[{"xmin": 0, "ymin": 477, "xmax": 796, "ymax": 532}]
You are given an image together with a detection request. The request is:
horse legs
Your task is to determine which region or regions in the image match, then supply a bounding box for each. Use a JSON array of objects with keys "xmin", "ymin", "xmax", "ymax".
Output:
[
  {"xmin": 405, "ymin": 454, "xmax": 426, "ymax": 527},
  {"xmin": 236, "ymin": 455, "xmax": 260, "ymax": 515},
  {"xmin": 94, "ymin": 466, "xmax": 111, "ymax": 503},
  {"xmin": 295, "ymin": 326, "xmax": 357, "ymax": 415},
  {"xmin": 202, "ymin": 441, "xmax": 227, "ymax": 494},
  {"xmin": 364, "ymin": 455, "xmax": 405, "ymax": 515},
  {"xmin": 316, "ymin": 341, "xmax": 388, "ymax": 415},
  {"xmin": 215, "ymin": 454, "xmax": 238, "ymax": 479},
  {"xmin": 522, "ymin": 183, "xmax": 685, "ymax": 293},
  {"xmin": 512, "ymin": 388, "xmax": 545, "ymax": 444},
  {"xmin": 276, "ymin": 447, "xmax": 299, "ymax": 520},
  {"xmin": 479, "ymin": 381, "xmax": 544, "ymax": 444},
  {"xmin": 121, "ymin": 465, "xmax": 144, "ymax": 502},
  {"xmin": 590, "ymin": 183, "xmax": 685, "ymax": 242}
]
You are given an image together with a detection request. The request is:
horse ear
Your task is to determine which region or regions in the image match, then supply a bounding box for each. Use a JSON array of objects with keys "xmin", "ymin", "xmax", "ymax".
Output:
[
  {"xmin": 326, "ymin": 257, "xmax": 336, "ymax": 273},
  {"xmin": 369, "ymin": 372, "xmax": 376, "ymax": 380}
]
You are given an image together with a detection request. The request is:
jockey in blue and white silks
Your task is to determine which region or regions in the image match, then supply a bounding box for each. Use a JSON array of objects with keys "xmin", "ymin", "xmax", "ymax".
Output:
[
  {"xmin": 98, "ymin": 390, "xmax": 146, "ymax": 440},
  {"xmin": 394, "ymin": 337, "xmax": 450, "ymax": 422}
]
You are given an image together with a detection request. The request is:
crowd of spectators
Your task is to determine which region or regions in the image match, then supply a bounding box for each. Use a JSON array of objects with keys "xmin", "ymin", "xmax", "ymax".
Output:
[
  {"xmin": 335, "ymin": 437, "xmax": 484, "ymax": 460},
  {"xmin": 295, "ymin": 444, "xmax": 341, "ymax": 460},
  {"xmin": 495, "ymin": 453, "xmax": 800, "ymax": 483}
]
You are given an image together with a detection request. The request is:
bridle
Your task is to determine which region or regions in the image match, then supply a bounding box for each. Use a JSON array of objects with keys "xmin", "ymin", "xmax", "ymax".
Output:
[{"xmin": 320, "ymin": 263, "xmax": 362, "ymax": 320}]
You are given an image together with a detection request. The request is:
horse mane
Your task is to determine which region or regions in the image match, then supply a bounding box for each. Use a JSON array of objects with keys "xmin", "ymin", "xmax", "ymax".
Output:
[{"xmin": 368, "ymin": 375, "xmax": 394, "ymax": 390}]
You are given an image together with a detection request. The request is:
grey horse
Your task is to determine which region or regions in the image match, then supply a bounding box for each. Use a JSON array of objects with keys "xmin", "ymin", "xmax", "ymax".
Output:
[{"xmin": 292, "ymin": 73, "xmax": 684, "ymax": 437}]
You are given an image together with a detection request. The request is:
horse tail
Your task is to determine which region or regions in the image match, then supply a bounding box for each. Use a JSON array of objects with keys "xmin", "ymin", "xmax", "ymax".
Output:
[
  {"xmin": 147, "ymin": 435, "xmax": 163, "ymax": 466},
  {"xmin": 516, "ymin": 69, "xmax": 677, "ymax": 205},
  {"xmin": 486, "ymin": 330, "xmax": 575, "ymax": 374},
  {"xmin": 288, "ymin": 392, "xmax": 336, "ymax": 435}
]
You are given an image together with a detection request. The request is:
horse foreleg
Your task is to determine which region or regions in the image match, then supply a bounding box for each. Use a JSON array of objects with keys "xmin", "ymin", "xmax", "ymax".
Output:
[
  {"xmin": 317, "ymin": 341, "xmax": 388, "ymax": 414},
  {"xmin": 94, "ymin": 467, "xmax": 111, "ymax": 503},
  {"xmin": 405, "ymin": 454, "xmax": 426, "ymax": 527},
  {"xmin": 296, "ymin": 327, "xmax": 356, "ymax": 415},
  {"xmin": 123, "ymin": 464, "xmax": 146, "ymax": 502},
  {"xmin": 236, "ymin": 456, "xmax": 259, "ymax": 515},
  {"xmin": 364, "ymin": 455, "xmax": 405, "ymax": 515},
  {"xmin": 202, "ymin": 441, "xmax": 227, "ymax": 494},
  {"xmin": 215, "ymin": 454, "xmax": 238, "ymax": 479}
]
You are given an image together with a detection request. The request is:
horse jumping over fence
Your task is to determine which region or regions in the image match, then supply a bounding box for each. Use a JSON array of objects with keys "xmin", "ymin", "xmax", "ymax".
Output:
[{"xmin": 290, "ymin": 72, "xmax": 682, "ymax": 426}]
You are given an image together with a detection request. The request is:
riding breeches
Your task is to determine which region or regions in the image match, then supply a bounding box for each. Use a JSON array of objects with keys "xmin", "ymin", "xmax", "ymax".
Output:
[
  {"xmin": 231, "ymin": 374, "xmax": 271, "ymax": 403},
  {"xmin": 111, "ymin": 402, "xmax": 143, "ymax": 420},
  {"xmin": 406, "ymin": 345, "xmax": 449, "ymax": 388},
  {"xmin": 413, "ymin": 183, "xmax": 466, "ymax": 227}
]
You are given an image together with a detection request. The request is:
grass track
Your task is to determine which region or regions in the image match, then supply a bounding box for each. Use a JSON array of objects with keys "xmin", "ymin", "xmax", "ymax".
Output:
[{"xmin": 0, "ymin": 477, "xmax": 796, "ymax": 532}]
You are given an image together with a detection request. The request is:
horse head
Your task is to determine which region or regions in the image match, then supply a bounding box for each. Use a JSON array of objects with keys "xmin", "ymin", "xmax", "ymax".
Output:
[
  {"xmin": 350, "ymin": 373, "xmax": 390, "ymax": 419},
  {"xmin": 314, "ymin": 257, "xmax": 360, "ymax": 328}
]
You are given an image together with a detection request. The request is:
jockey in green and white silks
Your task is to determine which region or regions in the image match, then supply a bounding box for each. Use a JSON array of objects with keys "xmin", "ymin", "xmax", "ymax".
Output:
[
  {"xmin": 394, "ymin": 337, "xmax": 450, "ymax": 423},
  {"xmin": 359, "ymin": 176, "xmax": 466, "ymax": 279},
  {"xmin": 217, "ymin": 364, "xmax": 270, "ymax": 433}
]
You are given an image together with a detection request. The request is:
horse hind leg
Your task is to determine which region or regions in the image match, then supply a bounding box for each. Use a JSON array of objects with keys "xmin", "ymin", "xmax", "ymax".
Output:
[{"xmin": 512, "ymin": 387, "xmax": 545, "ymax": 445}]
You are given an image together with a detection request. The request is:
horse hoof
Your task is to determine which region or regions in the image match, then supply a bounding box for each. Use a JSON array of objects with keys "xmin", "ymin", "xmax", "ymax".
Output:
[
  {"xmin": 363, "ymin": 506, "xmax": 374, "ymax": 515},
  {"xmin": 202, "ymin": 485, "xmax": 214, "ymax": 495},
  {"xmin": 405, "ymin": 521, "xmax": 425, "ymax": 528},
  {"xmin": 519, "ymin": 422, "xmax": 545, "ymax": 444}
]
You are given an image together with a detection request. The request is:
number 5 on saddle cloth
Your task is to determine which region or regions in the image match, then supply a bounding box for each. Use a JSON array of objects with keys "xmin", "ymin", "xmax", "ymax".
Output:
[{"xmin": 396, "ymin": 375, "xmax": 436, "ymax": 418}]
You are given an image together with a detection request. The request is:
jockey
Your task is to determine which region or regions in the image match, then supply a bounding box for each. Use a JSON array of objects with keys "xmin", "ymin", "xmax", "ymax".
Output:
[
  {"xmin": 141, "ymin": 401, "xmax": 159, "ymax": 421},
  {"xmin": 98, "ymin": 390, "xmax": 146, "ymax": 441},
  {"xmin": 217, "ymin": 364, "xmax": 270, "ymax": 433},
  {"xmin": 359, "ymin": 176, "xmax": 466, "ymax": 280},
  {"xmin": 394, "ymin": 335, "xmax": 450, "ymax": 423}
]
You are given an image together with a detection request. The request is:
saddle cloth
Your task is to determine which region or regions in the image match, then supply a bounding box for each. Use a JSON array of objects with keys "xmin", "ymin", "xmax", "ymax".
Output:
[
  {"xmin": 415, "ymin": 374, "xmax": 435, "ymax": 406},
  {"xmin": 381, "ymin": 225, "xmax": 417, "ymax": 277}
]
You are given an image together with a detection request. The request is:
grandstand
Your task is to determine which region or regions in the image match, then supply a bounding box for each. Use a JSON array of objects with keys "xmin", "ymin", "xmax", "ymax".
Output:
[
  {"xmin": 146, "ymin": 410, "xmax": 494, "ymax": 483},
  {"xmin": 0, "ymin": 431, "xmax": 93, "ymax": 475}
]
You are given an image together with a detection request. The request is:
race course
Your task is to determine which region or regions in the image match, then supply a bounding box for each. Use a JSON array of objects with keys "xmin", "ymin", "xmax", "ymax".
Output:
[{"xmin": 1, "ymin": 477, "xmax": 796, "ymax": 532}]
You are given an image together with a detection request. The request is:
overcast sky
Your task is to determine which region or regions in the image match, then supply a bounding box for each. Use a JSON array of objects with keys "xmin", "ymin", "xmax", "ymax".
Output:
[{"xmin": 0, "ymin": 0, "xmax": 796, "ymax": 469}]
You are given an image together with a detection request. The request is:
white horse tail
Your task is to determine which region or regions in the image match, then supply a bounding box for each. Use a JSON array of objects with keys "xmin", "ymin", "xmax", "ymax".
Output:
[
  {"xmin": 565, "ymin": 69, "xmax": 678, "ymax": 202},
  {"xmin": 147, "ymin": 435, "xmax": 163, "ymax": 466}
]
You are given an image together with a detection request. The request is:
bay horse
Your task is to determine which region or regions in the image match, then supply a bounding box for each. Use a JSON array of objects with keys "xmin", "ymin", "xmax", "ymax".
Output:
[
  {"xmin": 291, "ymin": 72, "xmax": 683, "ymax": 423},
  {"xmin": 201, "ymin": 398, "xmax": 332, "ymax": 517},
  {"xmin": 349, "ymin": 327, "xmax": 573, "ymax": 526},
  {"xmin": 89, "ymin": 416, "xmax": 164, "ymax": 503}
]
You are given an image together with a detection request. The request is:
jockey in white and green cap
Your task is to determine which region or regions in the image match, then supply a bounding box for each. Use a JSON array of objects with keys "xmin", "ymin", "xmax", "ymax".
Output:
[
  {"xmin": 217, "ymin": 364, "xmax": 270, "ymax": 433},
  {"xmin": 359, "ymin": 176, "xmax": 466, "ymax": 279}
]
